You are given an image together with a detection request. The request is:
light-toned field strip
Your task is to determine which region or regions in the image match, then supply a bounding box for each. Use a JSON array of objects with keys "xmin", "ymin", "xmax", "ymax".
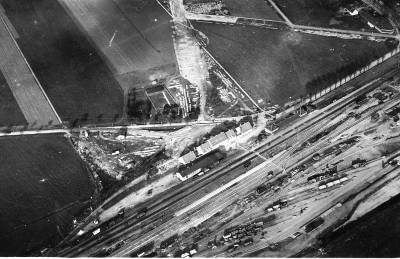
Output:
[
  {"xmin": 58, "ymin": 0, "xmax": 167, "ymax": 76},
  {"xmin": 0, "ymin": 12, "xmax": 61, "ymax": 126},
  {"xmin": 0, "ymin": 129, "xmax": 70, "ymax": 137}
]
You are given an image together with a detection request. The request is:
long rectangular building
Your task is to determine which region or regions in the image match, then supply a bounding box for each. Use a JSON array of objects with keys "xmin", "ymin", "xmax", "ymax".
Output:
[{"xmin": 208, "ymin": 132, "xmax": 228, "ymax": 147}]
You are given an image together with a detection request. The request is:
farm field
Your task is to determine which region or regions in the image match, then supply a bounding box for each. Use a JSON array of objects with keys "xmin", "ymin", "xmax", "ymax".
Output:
[
  {"xmin": 59, "ymin": 0, "xmax": 178, "ymax": 92},
  {"xmin": 0, "ymin": 134, "xmax": 95, "ymax": 256},
  {"xmin": 274, "ymin": 0, "xmax": 379, "ymax": 31},
  {"xmin": 0, "ymin": 10, "xmax": 60, "ymax": 126},
  {"xmin": 0, "ymin": 0, "xmax": 124, "ymax": 124},
  {"xmin": 193, "ymin": 22, "xmax": 394, "ymax": 105},
  {"xmin": 223, "ymin": 0, "xmax": 282, "ymax": 20},
  {"xmin": 0, "ymin": 71, "xmax": 26, "ymax": 126}
]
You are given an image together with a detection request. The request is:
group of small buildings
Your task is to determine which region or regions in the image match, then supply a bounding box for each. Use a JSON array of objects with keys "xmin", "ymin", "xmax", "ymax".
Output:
[
  {"xmin": 341, "ymin": 1, "xmax": 394, "ymax": 34},
  {"xmin": 179, "ymin": 122, "xmax": 252, "ymax": 164}
]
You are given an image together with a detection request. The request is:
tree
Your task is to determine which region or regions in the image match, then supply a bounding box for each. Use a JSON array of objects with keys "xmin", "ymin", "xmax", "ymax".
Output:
[
  {"xmin": 81, "ymin": 113, "xmax": 89, "ymax": 122},
  {"xmin": 113, "ymin": 113, "xmax": 120, "ymax": 122},
  {"xmin": 163, "ymin": 104, "xmax": 171, "ymax": 115},
  {"xmin": 207, "ymin": 86, "xmax": 223, "ymax": 106},
  {"xmin": 71, "ymin": 118, "xmax": 79, "ymax": 128},
  {"xmin": 239, "ymin": 115, "xmax": 254, "ymax": 126},
  {"xmin": 97, "ymin": 114, "xmax": 104, "ymax": 122}
]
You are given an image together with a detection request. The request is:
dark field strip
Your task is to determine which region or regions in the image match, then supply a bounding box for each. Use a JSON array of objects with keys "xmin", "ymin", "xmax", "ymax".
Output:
[
  {"xmin": 0, "ymin": 70, "xmax": 26, "ymax": 126},
  {"xmin": 0, "ymin": 0, "xmax": 124, "ymax": 124},
  {"xmin": 224, "ymin": 0, "xmax": 282, "ymax": 21},
  {"xmin": 0, "ymin": 134, "xmax": 95, "ymax": 256}
]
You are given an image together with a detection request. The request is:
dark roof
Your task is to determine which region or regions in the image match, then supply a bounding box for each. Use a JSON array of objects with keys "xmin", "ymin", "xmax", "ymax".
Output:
[
  {"xmin": 179, "ymin": 150, "xmax": 226, "ymax": 177},
  {"xmin": 146, "ymin": 84, "xmax": 165, "ymax": 94}
]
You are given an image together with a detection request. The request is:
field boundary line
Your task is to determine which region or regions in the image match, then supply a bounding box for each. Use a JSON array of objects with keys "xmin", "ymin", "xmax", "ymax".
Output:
[
  {"xmin": 266, "ymin": 0, "xmax": 293, "ymax": 26},
  {"xmin": 0, "ymin": 12, "xmax": 62, "ymax": 124}
]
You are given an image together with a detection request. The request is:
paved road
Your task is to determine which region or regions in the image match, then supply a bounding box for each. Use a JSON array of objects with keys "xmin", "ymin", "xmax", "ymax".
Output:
[
  {"xmin": 0, "ymin": 113, "xmax": 257, "ymax": 137},
  {"xmin": 0, "ymin": 129, "xmax": 69, "ymax": 137},
  {"xmin": 187, "ymin": 12, "xmax": 398, "ymax": 39}
]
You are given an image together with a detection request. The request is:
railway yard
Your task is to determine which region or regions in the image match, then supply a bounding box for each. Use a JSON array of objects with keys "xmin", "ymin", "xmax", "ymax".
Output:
[{"xmin": 50, "ymin": 67, "xmax": 400, "ymax": 257}]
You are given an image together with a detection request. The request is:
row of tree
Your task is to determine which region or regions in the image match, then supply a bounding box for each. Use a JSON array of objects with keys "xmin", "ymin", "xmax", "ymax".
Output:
[{"xmin": 306, "ymin": 41, "xmax": 397, "ymax": 95}]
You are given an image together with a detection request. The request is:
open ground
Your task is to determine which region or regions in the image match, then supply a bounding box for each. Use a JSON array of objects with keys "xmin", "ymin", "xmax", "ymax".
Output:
[
  {"xmin": 0, "ymin": 71, "xmax": 26, "ymax": 126},
  {"xmin": 223, "ymin": 0, "xmax": 282, "ymax": 20},
  {"xmin": 193, "ymin": 22, "xmax": 394, "ymax": 105},
  {"xmin": 0, "ymin": 134, "xmax": 95, "ymax": 256},
  {"xmin": 58, "ymin": 0, "xmax": 178, "ymax": 93}
]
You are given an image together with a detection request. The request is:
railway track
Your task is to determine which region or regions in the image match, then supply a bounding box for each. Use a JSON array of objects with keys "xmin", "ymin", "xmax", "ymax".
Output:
[{"xmin": 55, "ymin": 68, "xmax": 400, "ymax": 256}]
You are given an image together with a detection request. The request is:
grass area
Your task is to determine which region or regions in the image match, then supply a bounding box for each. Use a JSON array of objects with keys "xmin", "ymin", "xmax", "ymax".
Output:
[
  {"xmin": 0, "ymin": 71, "xmax": 26, "ymax": 126},
  {"xmin": 274, "ymin": 0, "xmax": 377, "ymax": 31},
  {"xmin": 224, "ymin": 0, "xmax": 282, "ymax": 20},
  {"xmin": 193, "ymin": 22, "xmax": 393, "ymax": 105},
  {"xmin": 148, "ymin": 92, "xmax": 170, "ymax": 111},
  {"xmin": 113, "ymin": 0, "xmax": 177, "ymax": 73},
  {"xmin": 0, "ymin": 134, "xmax": 95, "ymax": 256},
  {"xmin": 0, "ymin": 0, "xmax": 124, "ymax": 124}
]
